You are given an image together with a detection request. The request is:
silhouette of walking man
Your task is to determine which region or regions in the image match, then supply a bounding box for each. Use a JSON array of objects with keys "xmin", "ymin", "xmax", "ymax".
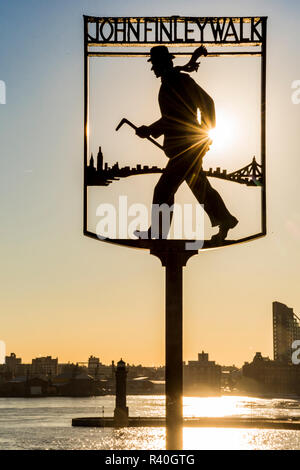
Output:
[{"xmin": 135, "ymin": 45, "xmax": 238, "ymax": 242}]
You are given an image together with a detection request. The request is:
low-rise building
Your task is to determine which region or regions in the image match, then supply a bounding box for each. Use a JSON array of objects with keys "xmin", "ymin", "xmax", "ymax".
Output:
[
  {"xmin": 184, "ymin": 351, "xmax": 221, "ymax": 395},
  {"xmin": 242, "ymin": 352, "xmax": 300, "ymax": 396},
  {"xmin": 31, "ymin": 356, "xmax": 58, "ymax": 377},
  {"xmin": 5, "ymin": 353, "xmax": 21, "ymax": 376},
  {"xmin": 87, "ymin": 356, "xmax": 108, "ymax": 378}
]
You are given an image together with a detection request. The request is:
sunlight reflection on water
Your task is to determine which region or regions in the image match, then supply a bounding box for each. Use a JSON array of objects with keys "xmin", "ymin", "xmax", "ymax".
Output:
[{"xmin": 1, "ymin": 396, "xmax": 300, "ymax": 449}]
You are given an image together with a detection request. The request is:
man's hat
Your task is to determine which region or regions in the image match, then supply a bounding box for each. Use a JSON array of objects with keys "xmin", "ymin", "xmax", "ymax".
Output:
[{"xmin": 147, "ymin": 46, "xmax": 175, "ymax": 63}]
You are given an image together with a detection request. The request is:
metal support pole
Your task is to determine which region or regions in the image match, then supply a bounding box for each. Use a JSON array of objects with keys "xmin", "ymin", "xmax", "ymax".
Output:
[
  {"xmin": 151, "ymin": 245, "xmax": 198, "ymax": 450},
  {"xmin": 165, "ymin": 257, "xmax": 183, "ymax": 450},
  {"xmin": 165, "ymin": 257, "xmax": 183, "ymax": 428}
]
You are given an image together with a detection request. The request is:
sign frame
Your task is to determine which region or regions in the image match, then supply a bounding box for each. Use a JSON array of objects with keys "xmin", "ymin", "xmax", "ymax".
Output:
[{"xmin": 83, "ymin": 16, "xmax": 267, "ymax": 251}]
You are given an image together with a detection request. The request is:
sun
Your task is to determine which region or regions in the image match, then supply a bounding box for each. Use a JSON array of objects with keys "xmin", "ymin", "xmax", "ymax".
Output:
[
  {"xmin": 197, "ymin": 108, "xmax": 238, "ymax": 152},
  {"xmin": 208, "ymin": 109, "xmax": 238, "ymax": 151}
]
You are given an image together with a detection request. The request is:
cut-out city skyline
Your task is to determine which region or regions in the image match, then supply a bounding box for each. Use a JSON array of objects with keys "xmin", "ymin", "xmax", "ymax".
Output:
[{"xmin": 86, "ymin": 147, "xmax": 262, "ymax": 187}]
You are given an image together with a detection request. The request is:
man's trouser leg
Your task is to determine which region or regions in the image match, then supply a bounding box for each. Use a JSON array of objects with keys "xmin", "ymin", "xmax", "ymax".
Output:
[
  {"xmin": 186, "ymin": 169, "xmax": 233, "ymax": 227},
  {"xmin": 151, "ymin": 157, "xmax": 189, "ymax": 238}
]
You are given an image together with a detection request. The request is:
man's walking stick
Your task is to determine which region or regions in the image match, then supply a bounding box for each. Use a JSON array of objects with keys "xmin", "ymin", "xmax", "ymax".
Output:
[{"xmin": 115, "ymin": 118, "xmax": 164, "ymax": 151}]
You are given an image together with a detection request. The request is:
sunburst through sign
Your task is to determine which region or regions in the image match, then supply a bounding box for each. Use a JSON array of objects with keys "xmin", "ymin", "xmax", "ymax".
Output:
[{"xmin": 84, "ymin": 16, "xmax": 267, "ymax": 251}]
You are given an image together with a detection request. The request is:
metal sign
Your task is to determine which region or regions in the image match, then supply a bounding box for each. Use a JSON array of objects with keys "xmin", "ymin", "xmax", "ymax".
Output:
[
  {"xmin": 86, "ymin": 16, "xmax": 263, "ymax": 45},
  {"xmin": 82, "ymin": 16, "xmax": 268, "ymax": 449},
  {"xmin": 83, "ymin": 15, "xmax": 267, "ymax": 252}
]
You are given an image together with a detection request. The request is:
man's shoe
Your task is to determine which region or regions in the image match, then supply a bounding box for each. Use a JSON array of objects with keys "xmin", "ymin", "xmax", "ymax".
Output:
[{"xmin": 211, "ymin": 215, "xmax": 238, "ymax": 244}]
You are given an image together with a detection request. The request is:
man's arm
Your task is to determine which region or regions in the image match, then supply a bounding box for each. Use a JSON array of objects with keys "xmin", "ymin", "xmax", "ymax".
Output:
[
  {"xmin": 136, "ymin": 118, "xmax": 164, "ymax": 139},
  {"xmin": 148, "ymin": 118, "xmax": 164, "ymax": 138}
]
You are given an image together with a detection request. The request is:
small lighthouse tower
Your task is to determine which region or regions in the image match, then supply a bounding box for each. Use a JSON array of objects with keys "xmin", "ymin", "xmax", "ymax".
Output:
[{"xmin": 114, "ymin": 359, "xmax": 129, "ymax": 426}]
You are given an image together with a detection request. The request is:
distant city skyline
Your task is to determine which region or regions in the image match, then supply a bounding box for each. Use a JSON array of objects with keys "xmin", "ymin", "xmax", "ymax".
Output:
[
  {"xmin": 4, "ymin": 299, "xmax": 300, "ymax": 368},
  {"xmin": 2, "ymin": 350, "xmax": 233, "ymax": 369},
  {"xmin": 87, "ymin": 146, "xmax": 164, "ymax": 186},
  {"xmin": 87, "ymin": 146, "xmax": 262, "ymax": 187}
]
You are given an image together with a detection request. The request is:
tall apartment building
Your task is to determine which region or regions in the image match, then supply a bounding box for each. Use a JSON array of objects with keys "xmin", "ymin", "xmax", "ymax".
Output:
[{"xmin": 273, "ymin": 301, "xmax": 300, "ymax": 363}]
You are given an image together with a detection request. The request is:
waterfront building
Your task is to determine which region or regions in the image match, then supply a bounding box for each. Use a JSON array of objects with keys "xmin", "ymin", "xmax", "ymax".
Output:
[
  {"xmin": 14, "ymin": 363, "xmax": 31, "ymax": 377},
  {"xmin": 31, "ymin": 356, "xmax": 58, "ymax": 377},
  {"xmin": 242, "ymin": 352, "xmax": 300, "ymax": 395},
  {"xmin": 5, "ymin": 353, "xmax": 21, "ymax": 377},
  {"xmin": 87, "ymin": 355, "xmax": 100, "ymax": 375},
  {"xmin": 273, "ymin": 301, "xmax": 300, "ymax": 363},
  {"xmin": 87, "ymin": 355, "xmax": 108, "ymax": 378},
  {"xmin": 183, "ymin": 351, "xmax": 221, "ymax": 395}
]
